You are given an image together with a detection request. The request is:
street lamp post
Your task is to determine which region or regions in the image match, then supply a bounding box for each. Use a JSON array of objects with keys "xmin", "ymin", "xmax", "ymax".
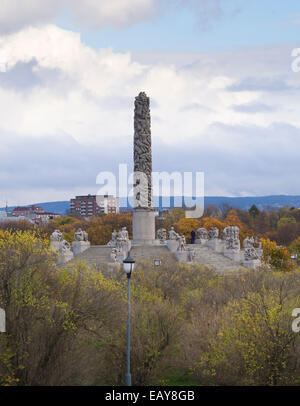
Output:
[{"xmin": 123, "ymin": 251, "xmax": 135, "ymax": 386}]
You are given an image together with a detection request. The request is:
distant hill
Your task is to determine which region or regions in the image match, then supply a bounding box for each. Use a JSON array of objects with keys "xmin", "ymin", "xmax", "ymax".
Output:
[
  {"xmin": 1, "ymin": 195, "xmax": 300, "ymax": 215},
  {"xmin": 203, "ymin": 195, "xmax": 300, "ymax": 211},
  {"xmin": 125, "ymin": 195, "xmax": 300, "ymax": 210},
  {"xmin": 0, "ymin": 201, "xmax": 70, "ymax": 216}
]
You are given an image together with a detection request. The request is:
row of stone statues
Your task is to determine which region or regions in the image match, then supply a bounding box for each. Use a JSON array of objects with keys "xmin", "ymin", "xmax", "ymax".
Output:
[
  {"xmin": 157, "ymin": 227, "xmax": 187, "ymax": 251},
  {"xmin": 51, "ymin": 228, "xmax": 89, "ymax": 243},
  {"xmin": 50, "ymin": 228, "xmax": 91, "ymax": 263},
  {"xmin": 156, "ymin": 225, "xmax": 263, "ymax": 268},
  {"xmin": 196, "ymin": 226, "xmax": 263, "ymax": 267},
  {"xmin": 156, "ymin": 227, "xmax": 195, "ymax": 263},
  {"xmin": 107, "ymin": 227, "xmax": 129, "ymax": 246}
]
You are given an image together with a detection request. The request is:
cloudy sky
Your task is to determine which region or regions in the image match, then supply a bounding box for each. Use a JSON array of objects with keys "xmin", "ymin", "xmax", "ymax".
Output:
[{"xmin": 0, "ymin": 0, "xmax": 300, "ymax": 205}]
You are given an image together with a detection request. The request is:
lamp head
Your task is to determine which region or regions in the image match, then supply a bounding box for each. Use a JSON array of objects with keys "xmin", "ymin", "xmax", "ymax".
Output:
[{"xmin": 123, "ymin": 251, "xmax": 135, "ymax": 276}]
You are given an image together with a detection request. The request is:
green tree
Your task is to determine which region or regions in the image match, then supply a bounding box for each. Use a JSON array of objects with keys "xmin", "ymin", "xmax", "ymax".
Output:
[
  {"xmin": 289, "ymin": 237, "xmax": 300, "ymax": 256},
  {"xmin": 249, "ymin": 204, "xmax": 260, "ymax": 218},
  {"xmin": 277, "ymin": 216, "xmax": 297, "ymax": 229}
]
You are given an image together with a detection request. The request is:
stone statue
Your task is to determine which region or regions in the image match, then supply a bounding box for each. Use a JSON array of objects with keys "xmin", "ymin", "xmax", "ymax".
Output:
[
  {"xmin": 233, "ymin": 226, "xmax": 240, "ymax": 241},
  {"xmin": 242, "ymin": 236, "xmax": 262, "ymax": 262},
  {"xmin": 121, "ymin": 227, "xmax": 129, "ymax": 240},
  {"xmin": 59, "ymin": 240, "xmax": 71, "ymax": 254},
  {"xmin": 134, "ymin": 92, "xmax": 152, "ymax": 208},
  {"xmin": 107, "ymin": 229, "xmax": 118, "ymax": 247},
  {"xmin": 208, "ymin": 227, "xmax": 219, "ymax": 240},
  {"xmin": 244, "ymin": 247, "xmax": 260, "ymax": 261},
  {"xmin": 110, "ymin": 248, "xmax": 118, "ymax": 263},
  {"xmin": 169, "ymin": 227, "xmax": 180, "ymax": 240},
  {"xmin": 157, "ymin": 228, "xmax": 167, "ymax": 243},
  {"xmin": 177, "ymin": 235, "xmax": 186, "ymax": 252},
  {"xmin": 243, "ymin": 236, "xmax": 255, "ymax": 249},
  {"xmin": 51, "ymin": 229, "xmax": 63, "ymax": 242},
  {"xmin": 50, "ymin": 230, "xmax": 74, "ymax": 263},
  {"xmin": 72, "ymin": 228, "xmax": 90, "ymax": 256},
  {"xmin": 116, "ymin": 235, "xmax": 123, "ymax": 252},
  {"xmin": 74, "ymin": 228, "xmax": 88, "ymax": 242},
  {"xmin": 254, "ymin": 236, "xmax": 262, "ymax": 249},
  {"xmin": 223, "ymin": 226, "xmax": 240, "ymax": 251},
  {"xmin": 226, "ymin": 237, "xmax": 240, "ymax": 251},
  {"xmin": 109, "ymin": 227, "xmax": 131, "ymax": 258},
  {"xmin": 188, "ymin": 249, "xmax": 195, "ymax": 262},
  {"xmin": 196, "ymin": 227, "xmax": 208, "ymax": 240}
]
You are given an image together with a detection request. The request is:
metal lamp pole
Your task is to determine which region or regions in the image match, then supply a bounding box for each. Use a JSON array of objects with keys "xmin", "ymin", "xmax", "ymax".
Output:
[
  {"xmin": 125, "ymin": 271, "xmax": 131, "ymax": 386},
  {"xmin": 123, "ymin": 251, "xmax": 135, "ymax": 386}
]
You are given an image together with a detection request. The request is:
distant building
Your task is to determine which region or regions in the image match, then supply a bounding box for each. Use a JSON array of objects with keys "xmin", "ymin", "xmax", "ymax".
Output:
[
  {"xmin": 0, "ymin": 211, "xmax": 33, "ymax": 223},
  {"xmin": 3, "ymin": 205, "xmax": 61, "ymax": 224},
  {"xmin": 11, "ymin": 205, "xmax": 45, "ymax": 217},
  {"xmin": 34, "ymin": 212, "xmax": 62, "ymax": 224},
  {"xmin": 70, "ymin": 194, "xmax": 119, "ymax": 217}
]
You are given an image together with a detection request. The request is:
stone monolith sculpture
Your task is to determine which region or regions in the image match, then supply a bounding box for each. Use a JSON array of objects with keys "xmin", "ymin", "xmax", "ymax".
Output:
[{"xmin": 132, "ymin": 92, "xmax": 156, "ymax": 245}]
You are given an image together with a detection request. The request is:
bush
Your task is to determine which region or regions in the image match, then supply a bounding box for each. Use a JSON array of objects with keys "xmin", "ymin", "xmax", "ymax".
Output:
[{"xmin": 261, "ymin": 238, "xmax": 295, "ymax": 272}]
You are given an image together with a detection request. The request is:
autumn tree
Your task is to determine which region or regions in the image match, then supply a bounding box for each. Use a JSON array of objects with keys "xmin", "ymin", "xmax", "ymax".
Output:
[
  {"xmin": 277, "ymin": 216, "xmax": 297, "ymax": 229},
  {"xmin": 261, "ymin": 238, "xmax": 295, "ymax": 272},
  {"xmin": 200, "ymin": 217, "xmax": 226, "ymax": 234},
  {"xmin": 289, "ymin": 237, "xmax": 300, "ymax": 256},
  {"xmin": 173, "ymin": 218, "xmax": 201, "ymax": 242},
  {"xmin": 163, "ymin": 208, "xmax": 185, "ymax": 230},
  {"xmin": 224, "ymin": 209, "xmax": 243, "ymax": 228}
]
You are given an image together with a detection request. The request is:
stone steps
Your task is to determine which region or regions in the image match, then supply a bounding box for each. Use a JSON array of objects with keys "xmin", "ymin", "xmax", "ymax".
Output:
[
  {"xmin": 69, "ymin": 243, "xmax": 242, "ymax": 274},
  {"xmin": 71, "ymin": 244, "xmax": 177, "ymax": 268},
  {"xmin": 71, "ymin": 245, "xmax": 112, "ymax": 268},
  {"xmin": 186, "ymin": 244, "xmax": 243, "ymax": 273},
  {"xmin": 131, "ymin": 245, "xmax": 177, "ymax": 265}
]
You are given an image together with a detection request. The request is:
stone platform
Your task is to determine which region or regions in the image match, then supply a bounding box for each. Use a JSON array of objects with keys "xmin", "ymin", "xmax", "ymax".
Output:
[
  {"xmin": 67, "ymin": 243, "xmax": 249, "ymax": 274},
  {"xmin": 68, "ymin": 244, "xmax": 177, "ymax": 274}
]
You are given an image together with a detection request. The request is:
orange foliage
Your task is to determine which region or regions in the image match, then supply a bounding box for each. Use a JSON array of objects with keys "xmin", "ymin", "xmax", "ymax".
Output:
[
  {"xmin": 200, "ymin": 217, "xmax": 226, "ymax": 234},
  {"xmin": 224, "ymin": 209, "xmax": 250, "ymax": 243},
  {"xmin": 224, "ymin": 209, "xmax": 243, "ymax": 228},
  {"xmin": 174, "ymin": 218, "xmax": 201, "ymax": 241}
]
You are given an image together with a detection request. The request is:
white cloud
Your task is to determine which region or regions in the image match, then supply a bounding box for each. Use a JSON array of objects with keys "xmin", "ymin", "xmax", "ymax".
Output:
[
  {"xmin": 72, "ymin": 0, "xmax": 156, "ymax": 29},
  {"xmin": 0, "ymin": 0, "xmax": 61, "ymax": 34},
  {"xmin": 0, "ymin": 0, "xmax": 157, "ymax": 34},
  {"xmin": 0, "ymin": 0, "xmax": 228, "ymax": 34},
  {"xmin": 0, "ymin": 24, "xmax": 299, "ymax": 204}
]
